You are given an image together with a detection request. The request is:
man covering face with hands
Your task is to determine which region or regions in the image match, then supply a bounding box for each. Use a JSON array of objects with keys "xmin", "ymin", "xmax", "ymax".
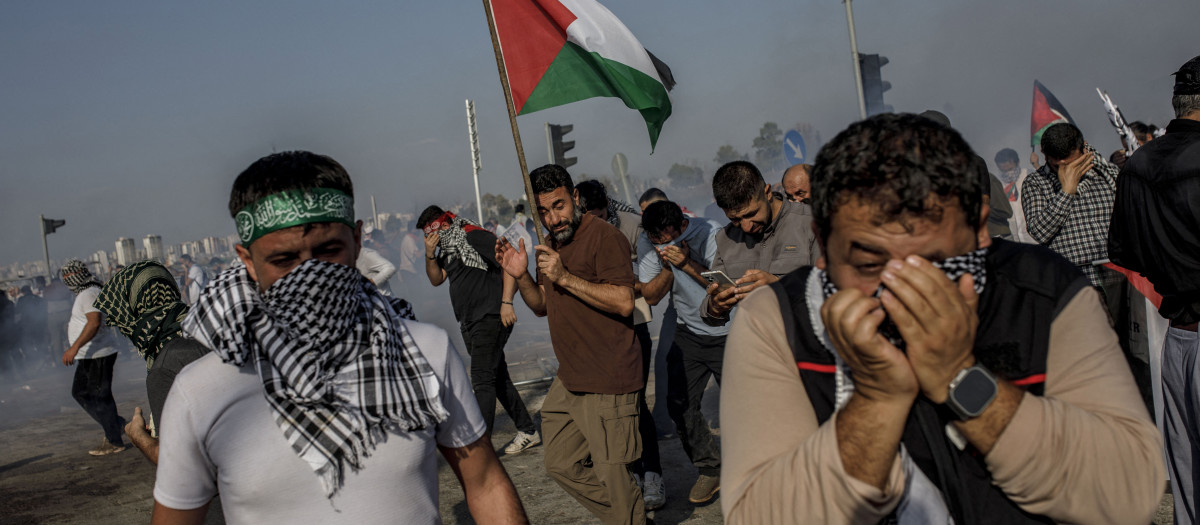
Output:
[{"xmin": 719, "ymin": 113, "xmax": 1163, "ymax": 525}]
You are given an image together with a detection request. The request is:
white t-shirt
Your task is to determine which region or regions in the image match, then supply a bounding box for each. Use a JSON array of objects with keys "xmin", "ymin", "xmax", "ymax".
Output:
[
  {"xmin": 69, "ymin": 287, "xmax": 115, "ymax": 359},
  {"xmin": 187, "ymin": 264, "xmax": 209, "ymax": 304},
  {"xmin": 154, "ymin": 321, "xmax": 486, "ymax": 524}
]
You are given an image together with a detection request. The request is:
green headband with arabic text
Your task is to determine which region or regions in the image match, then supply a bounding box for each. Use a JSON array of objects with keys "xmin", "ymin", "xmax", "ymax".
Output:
[{"xmin": 235, "ymin": 188, "xmax": 356, "ymax": 246}]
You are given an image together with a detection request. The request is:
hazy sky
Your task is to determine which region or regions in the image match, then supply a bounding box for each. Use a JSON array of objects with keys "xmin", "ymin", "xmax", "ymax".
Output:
[{"xmin": 2, "ymin": 0, "xmax": 1196, "ymax": 268}]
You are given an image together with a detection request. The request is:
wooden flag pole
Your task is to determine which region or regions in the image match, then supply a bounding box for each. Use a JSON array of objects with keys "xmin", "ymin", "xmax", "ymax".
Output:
[{"xmin": 481, "ymin": 0, "xmax": 547, "ymax": 247}]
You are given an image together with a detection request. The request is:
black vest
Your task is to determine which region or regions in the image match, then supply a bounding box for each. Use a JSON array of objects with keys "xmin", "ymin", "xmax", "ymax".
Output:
[{"xmin": 769, "ymin": 239, "xmax": 1089, "ymax": 525}]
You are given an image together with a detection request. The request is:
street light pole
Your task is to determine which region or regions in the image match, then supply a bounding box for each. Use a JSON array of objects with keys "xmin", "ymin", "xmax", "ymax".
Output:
[{"xmin": 844, "ymin": 0, "xmax": 867, "ymax": 120}]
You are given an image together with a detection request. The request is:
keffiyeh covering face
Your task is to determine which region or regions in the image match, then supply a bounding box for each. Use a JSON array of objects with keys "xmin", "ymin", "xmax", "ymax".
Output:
[
  {"xmin": 425, "ymin": 211, "xmax": 488, "ymax": 271},
  {"xmin": 182, "ymin": 258, "xmax": 448, "ymax": 497},
  {"xmin": 93, "ymin": 261, "xmax": 188, "ymax": 369},
  {"xmin": 820, "ymin": 247, "xmax": 988, "ymax": 348},
  {"xmin": 61, "ymin": 259, "xmax": 101, "ymax": 293}
]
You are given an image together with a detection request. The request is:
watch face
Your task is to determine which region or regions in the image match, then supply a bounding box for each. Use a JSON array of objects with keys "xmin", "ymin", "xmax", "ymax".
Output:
[{"xmin": 952, "ymin": 368, "xmax": 997, "ymax": 416}]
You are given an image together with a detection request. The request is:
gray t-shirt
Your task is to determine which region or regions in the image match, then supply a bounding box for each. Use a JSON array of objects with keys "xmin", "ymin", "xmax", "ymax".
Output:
[{"xmin": 153, "ymin": 321, "xmax": 486, "ymax": 523}]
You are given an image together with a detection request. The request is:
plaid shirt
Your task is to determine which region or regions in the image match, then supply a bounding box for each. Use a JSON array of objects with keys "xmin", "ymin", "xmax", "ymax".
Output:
[{"xmin": 1021, "ymin": 146, "xmax": 1119, "ymax": 287}]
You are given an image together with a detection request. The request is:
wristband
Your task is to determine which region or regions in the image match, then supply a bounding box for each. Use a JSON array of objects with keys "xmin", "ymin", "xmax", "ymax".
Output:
[
  {"xmin": 426, "ymin": 255, "xmax": 437, "ymax": 260},
  {"xmin": 501, "ymin": 301, "xmax": 514, "ymax": 305}
]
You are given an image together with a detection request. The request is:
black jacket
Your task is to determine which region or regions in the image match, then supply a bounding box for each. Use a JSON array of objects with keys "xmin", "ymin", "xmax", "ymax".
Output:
[{"xmin": 1108, "ymin": 118, "xmax": 1200, "ymax": 323}]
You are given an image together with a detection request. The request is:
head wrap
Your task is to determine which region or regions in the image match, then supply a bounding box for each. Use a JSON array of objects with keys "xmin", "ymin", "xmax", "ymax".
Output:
[
  {"xmin": 426, "ymin": 211, "xmax": 489, "ymax": 271},
  {"xmin": 820, "ymin": 247, "xmax": 988, "ymax": 349},
  {"xmin": 93, "ymin": 261, "xmax": 189, "ymax": 369},
  {"xmin": 60, "ymin": 259, "xmax": 101, "ymax": 293},
  {"xmin": 182, "ymin": 259, "xmax": 448, "ymax": 497},
  {"xmin": 1174, "ymin": 56, "xmax": 1200, "ymax": 97},
  {"xmin": 235, "ymin": 188, "xmax": 355, "ymax": 246}
]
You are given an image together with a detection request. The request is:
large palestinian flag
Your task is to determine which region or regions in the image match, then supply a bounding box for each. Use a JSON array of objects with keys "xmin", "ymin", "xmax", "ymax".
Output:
[
  {"xmin": 1030, "ymin": 80, "xmax": 1076, "ymax": 149},
  {"xmin": 490, "ymin": 0, "xmax": 674, "ymax": 149}
]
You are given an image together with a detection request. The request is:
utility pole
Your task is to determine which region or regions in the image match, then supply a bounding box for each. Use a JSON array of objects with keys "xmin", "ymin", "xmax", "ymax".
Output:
[
  {"xmin": 466, "ymin": 100, "xmax": 484, "ymax": 224},
  {"xmin": 370, "ymin": 195, "xmax": 381, "ymax": 232},
  {"xmin": 844, "ymin": 0, "xmax": 867, "ymax": 120}
]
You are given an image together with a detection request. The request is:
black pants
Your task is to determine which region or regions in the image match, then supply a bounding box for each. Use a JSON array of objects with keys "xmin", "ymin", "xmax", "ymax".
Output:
[
  {"xmin": 461, "ymin": 315, "xmax": 536, "ymax": 434},
  {"xmin": 633, "ymin": 323, "xmax": 662, "ymax": 475},
  {"xmin": 72, "ymin": 354, "xmax": 124, "ymax": 445},
  {"xmin": 666, "ymin": 324, "xmax": 724, "ymax": 475}
]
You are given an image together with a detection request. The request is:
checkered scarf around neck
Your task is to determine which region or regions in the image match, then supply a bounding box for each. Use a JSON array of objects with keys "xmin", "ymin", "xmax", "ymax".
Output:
[
  {"xmin": 181, "ymin": 258, "xmax": 448, "ymax": 498},
  {"xmin": 819, "ymin": 247, "xmax": 988, "ymax": 348},
  {"xmin": 605, "ymin": 199, "xmax": 640, "ymax": 229},
  {"xmin": 61, "ymin": 259, "xmax": 101, "ymax": 293},
  {"xmin": 426, "ymin": 211, "xmax": 488, "ymax": 271},
  {"xmin": 93, "ymin": 261, "xmax": 188, "ymax": 369}
]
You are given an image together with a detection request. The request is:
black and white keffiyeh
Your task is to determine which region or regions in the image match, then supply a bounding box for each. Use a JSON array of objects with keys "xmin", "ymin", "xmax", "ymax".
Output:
[
  {"xmin": 820, "ymin": 247, "xmax": 988, "ymax": 348},
  {"xmin": 182, "ymin": 259, "xmax": 448, "ymax": 497},
  {"xmin": 61, "ymin": 258, "xmax": 101, "ymax": 293},
  {"xmin": 436, "ymin": 213, "xmax": 488, "ymax": 272},
  {"xmin": 605, "ymin": 199, "xmax": 641, "ymax": 229}
]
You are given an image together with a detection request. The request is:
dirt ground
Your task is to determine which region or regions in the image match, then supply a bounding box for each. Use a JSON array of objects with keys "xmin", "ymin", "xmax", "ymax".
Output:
[
  {"xmin": 0, "ymin": 340, "xmax": 1174, "ymax": 525},
  {"xmin": 0, "ymin": 337, "xmax": 725, "ymax": 525}
]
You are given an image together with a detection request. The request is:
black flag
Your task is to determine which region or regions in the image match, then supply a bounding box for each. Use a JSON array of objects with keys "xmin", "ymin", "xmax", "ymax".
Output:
[{"xmin": 43, "ymin": 217, "xmax": 66, "ymax": 234}]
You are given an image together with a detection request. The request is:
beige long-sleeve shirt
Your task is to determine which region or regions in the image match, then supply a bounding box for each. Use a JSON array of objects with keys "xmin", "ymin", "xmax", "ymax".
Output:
[{"xmin": 720, "ymin": 284, "xmax": 1164, "ymax": 524}]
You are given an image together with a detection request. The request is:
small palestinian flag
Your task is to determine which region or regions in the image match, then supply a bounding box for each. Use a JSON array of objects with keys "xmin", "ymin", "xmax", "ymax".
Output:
[
  {"xmin": 1030, "ymin": 80, "xmax": 1076, "ymax": 149},
  {"xmin": 491, "ymin": 0, "xmax": 674, "ymax": 150}
]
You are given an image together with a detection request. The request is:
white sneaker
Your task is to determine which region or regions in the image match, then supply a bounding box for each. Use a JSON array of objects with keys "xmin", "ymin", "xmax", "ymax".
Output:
[
  {"xmin": 503, "ymin": 430, "xmax": 541, "ymax": 455},
  {"xmin": 643, "ymin": 471, "xmax": 666, "ymax": 510}
]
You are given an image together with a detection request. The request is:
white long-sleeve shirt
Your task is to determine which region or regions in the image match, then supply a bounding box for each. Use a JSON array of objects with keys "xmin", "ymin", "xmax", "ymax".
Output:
[{"xmin": 357, "ymin": 247, "xmax": 395, "ymax": 296}]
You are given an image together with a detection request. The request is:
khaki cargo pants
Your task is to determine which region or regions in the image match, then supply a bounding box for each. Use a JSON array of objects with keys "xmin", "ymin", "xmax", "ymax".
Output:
[{"xmin": 542, "ymin": 378, "xmax": 646, "ymax": 525}]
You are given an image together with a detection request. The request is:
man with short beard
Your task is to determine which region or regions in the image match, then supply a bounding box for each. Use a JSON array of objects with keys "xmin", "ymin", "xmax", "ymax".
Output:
[{"xmin": 497, "ymin": 164, "xmax": 646, "ymax": 524}]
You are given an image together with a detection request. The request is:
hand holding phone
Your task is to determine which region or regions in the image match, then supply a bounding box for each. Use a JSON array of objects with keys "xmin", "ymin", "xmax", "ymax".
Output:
[{"xmin": 701, "ymin": 270, "xmax": 736, "ymax": 292}]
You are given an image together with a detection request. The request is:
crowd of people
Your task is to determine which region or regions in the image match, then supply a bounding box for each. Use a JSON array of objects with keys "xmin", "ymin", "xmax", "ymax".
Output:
[{"xmin": 5, "ymin": 55, "xmax": 1198, "ymax": 524}]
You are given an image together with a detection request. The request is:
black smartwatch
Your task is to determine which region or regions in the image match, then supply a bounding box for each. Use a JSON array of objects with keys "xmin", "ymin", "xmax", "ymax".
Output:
[{"xmin": 945, "ymin": 364, "xmax": 998, "ymax": 420}]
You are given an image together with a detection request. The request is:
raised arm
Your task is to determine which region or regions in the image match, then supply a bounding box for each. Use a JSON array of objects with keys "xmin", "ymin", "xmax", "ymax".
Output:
[
  {"xmin": 496, "ymin": 238, "xmax": 546, "ymax": 316},
  {"xmin": 722, "ymin": 290, "xmax": 907, "ymax": 523},
  {"xmin": 423, "ymin": 232, "xmax": 448, "ymax": 286},
  {"xmin": 635, "ymin": 235, "xmax": 672, "ymax": 306},
  {"xmin": 978, "ymin": 286, "xmax": 1164, "ymax": 523}
]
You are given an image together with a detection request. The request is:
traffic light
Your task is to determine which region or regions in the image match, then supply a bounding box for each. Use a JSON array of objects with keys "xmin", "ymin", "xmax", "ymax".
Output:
[
  {"xmin": 42, "ymin": 217, "xmax": 66, "ymax": 234},
  {"xmin": 547, "ymin": 123, "xmax": 577, "ymax": 169},
  {"xmin": 858, "ymin": 53, "xmax": 892, "ymax": 116}
]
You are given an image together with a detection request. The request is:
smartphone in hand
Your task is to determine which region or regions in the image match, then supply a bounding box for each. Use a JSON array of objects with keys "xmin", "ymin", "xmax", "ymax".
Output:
[{"xmin": 701, "ymin": 270, "xmax": 736, "ymax": 292}]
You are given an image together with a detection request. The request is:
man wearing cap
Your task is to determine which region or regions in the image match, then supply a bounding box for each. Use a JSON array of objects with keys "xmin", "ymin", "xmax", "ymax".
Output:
[
  {"xmin": 151, "ymin": 151, "xmax": 526, "ymax": 524},
  {"xmin": 60, "ymin": 259, "xmax": 125, "ymax": 456},
  {"xmin": 1109, "ymin": 55, "xmax": 1200, "ymax": 525}
]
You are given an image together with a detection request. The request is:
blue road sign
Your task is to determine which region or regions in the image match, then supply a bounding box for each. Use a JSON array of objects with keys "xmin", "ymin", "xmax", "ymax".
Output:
[{"xmin": 784, "ymin": 130, "xmax": 806, "ymax": 165}]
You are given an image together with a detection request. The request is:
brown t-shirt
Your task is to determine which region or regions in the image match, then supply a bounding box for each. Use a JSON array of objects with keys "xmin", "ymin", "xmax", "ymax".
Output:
[{"xmin": 538, "ymin": 213, "xmax": 642, "ymax": 394}]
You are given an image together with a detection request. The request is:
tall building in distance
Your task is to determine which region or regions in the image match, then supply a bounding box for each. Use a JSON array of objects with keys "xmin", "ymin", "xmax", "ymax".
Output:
[
  {"xmin": 143, "ymin": 234, "xmax": 165, "ymax": 263},
  {"xmin": 201, "ymin": 236, "xmax": 226, "ymax": 257},
  {"xmin": 115, "ymin": 238, "xmax": 137, "ymax": 267},
  {"xmin": 92, "ymin": 250, "xmax": 111, "ymax": 276},
  {"xmin": 181, "ymin": 240, "xmax": 203, "ymax": 258}
]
